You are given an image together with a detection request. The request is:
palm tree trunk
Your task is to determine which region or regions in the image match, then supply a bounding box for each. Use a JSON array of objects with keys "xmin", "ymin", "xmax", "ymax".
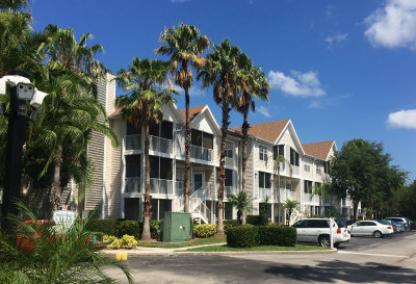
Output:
[
  {"xmin": 216, "ymin": 102, "xmax": 230, "ymax": 236},
  {"xmin": 241, "ymin": 112, "xmax": 249, "ymax": 225},
  {"xmin": 142, "ymin": 123, "xmax": 152, "ymax": 241},
  {"xmin": 353, "ymin": 200, "xmax": 358, "ymax": 222},
  {"xmin": 183, "ymin": 87, "xmax": 191, "ymax": 213},
  {"xmin": 51, "ymin": 144, "xmax": 63, "ymax": 210}
]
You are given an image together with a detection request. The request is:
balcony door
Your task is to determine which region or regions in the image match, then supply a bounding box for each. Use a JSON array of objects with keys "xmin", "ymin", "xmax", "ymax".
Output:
[{"xmin": 193, "ymin": 172, "xmax": 205, "ymax": 192}]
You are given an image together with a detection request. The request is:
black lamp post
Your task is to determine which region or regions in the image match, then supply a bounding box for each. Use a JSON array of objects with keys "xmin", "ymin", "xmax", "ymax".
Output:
[{"xmin": 0, "ymin": 75, "xmax": 48, "ymax": 232}]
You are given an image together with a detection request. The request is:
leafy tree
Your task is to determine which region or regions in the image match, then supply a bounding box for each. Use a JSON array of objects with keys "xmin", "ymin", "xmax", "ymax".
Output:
[
  {"xmin": 330, "ymin": 139, "xmax": 405, "ymax": 220},
  {"xmin": 236, "ymin": 65, "xmax": 269, "ymax": 197},
  {"xmin": 283, "ymin": 199, "xmax": 299, "ymax": 225},
  {"xmin": 228, "ymin": 191, "xmax": 252, "ymax": 224},
  {"xmin": 198, "ymin": 39, "xmax": 251, "ymax": 235},
  {"xmin": 393, "ymin": 181, "xmax": 416, "ymax": 220},
  {"xmin": 116, "ymin": 58, "xmax": 176, "ymax": 241},
  {"xmin": 155, "ymin": 23, "xmax": 210, "ymax": 213}
]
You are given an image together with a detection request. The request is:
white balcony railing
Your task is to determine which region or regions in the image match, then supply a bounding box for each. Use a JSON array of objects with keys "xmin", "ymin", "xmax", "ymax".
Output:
[
  {"xmin": 225, "ymin": 186, "xmax": 238, "ymax": 199},
  {"xmin": 258, "ymin": 187, "xmax": 272, "ymax": 202},
  {"xmin": 125, "ymin": 134, "xmax": 142, "ymax": 151},
  {"xmin": 190, "ymin": 145, "xmax": 212, "ymax": 161},
  {"xmin": 125, "ymin": 177, "xmax": 142, "ymax": 193},
  {"xmin": 274, "ymin": 188, "xmax": 293, "ymax": 203},
  {"xmin": 150, "ymin": 178, "xmax": 175, "ymax": 195},
  {"xmin": 150, "ymin": 135, "xmax": 173, "ymax": 154},
  {"xmin": 302, "ymin": 192, "xmax": 320, "ymax": 204},
  {"xmin": 291, "ymin": 165, "xmax": 300, "ymax": 176}
]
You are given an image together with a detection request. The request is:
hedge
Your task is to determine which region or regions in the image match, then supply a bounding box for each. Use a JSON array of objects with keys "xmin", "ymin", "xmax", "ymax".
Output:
[
  {"xmin": 257, "ymin": 225, "xmax": 296, "ymax": 246},
  {"xmin": 246, "ymin": 215, "xmax": 268, "ymax": 226},
  {"xmin": 85, "ymin": 219, "xmax": 118, "ymax": 236},
  {"xmin": 226, "ymin": 225, "xmax": 296, "ymax": 248},
  {"xmin": 226, "ymin": 225, "xmax": 258, "ymax": 247},
  {"xmin": 224, "ymin": 220, "xmax": 240, "ymax": 233},
  {"xmin": 193, "ymin": 224, "xmax": 216, "ymax": 238},
  {"xmin": 116, "ymin": 220, "xmax": 141, "ymax": 238}
]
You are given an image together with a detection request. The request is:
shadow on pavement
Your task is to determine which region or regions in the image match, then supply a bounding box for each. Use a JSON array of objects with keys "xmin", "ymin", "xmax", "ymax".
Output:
[{"xmin": 264, "ymin": 259, "xmax": 416, "ymax": 283}]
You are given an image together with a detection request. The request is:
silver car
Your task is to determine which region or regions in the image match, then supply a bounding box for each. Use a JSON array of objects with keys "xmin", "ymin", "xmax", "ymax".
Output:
[
  {"xmin": 385, "ymin": 217, "xmax": 410, "ymax": 231},
  {"xmin": 349, "ymin": 220, "xmax": 394, "ymax": 238}
]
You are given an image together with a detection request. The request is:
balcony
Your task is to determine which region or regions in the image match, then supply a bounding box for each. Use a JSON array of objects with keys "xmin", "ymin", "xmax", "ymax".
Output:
[
  {"xmin": 150, "ymin": 135, "xmax": 173, "ymax": 154},
  {"xmin": 302, "ymin": 193, "xmax": 320, "ymax": 205},
  {"xmin": 258, "ymin": 187, "xmax": 272, "ymax": 202},
  {"xmin": 125, "ymin": 134, "xmax": 142, "ymax": 151},
  {"xmin": 225, "ymin": 186, "xmax": 238, "ymax": 199},
  {"xmin": 150, "ymin": 178, "xmax": 175, "ymax": 195},
  {"xmin": 274, "ymin": 188, "xmax": 293, "ymax": 203},
  {"xmin": 125, "ymin": 177, "xmax": 142, "ymax": 193},
  {"xmin": 191, "ymin": 145, "xmax": 212, "ymax": 161}
]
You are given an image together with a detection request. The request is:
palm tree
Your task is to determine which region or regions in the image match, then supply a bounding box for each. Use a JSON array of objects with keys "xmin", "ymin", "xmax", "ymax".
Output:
[
  {"xmin": 198, "ymin": 39, "xmax": 250, "ymax": 235},
  {"xmin": 236, "ymin": 66, "xmax": 269, "ymax": 200},
  {"xmin": 283, "ymin": 199, "xmax": 299, "ymax": 226},
  {"xmin": 116, "ymin": 58, "xmax": 176, "ymax": 241},
  {"xmin": 228, "ymin": 191, "xmax": 252, "ymax": 225},
  {"xmin": 33, "ymin": 69, "xmax": 117, "ymax": 211},
  {"xmin": 155, "ymin": 24, "xmax": 210, "ymax": 213}
]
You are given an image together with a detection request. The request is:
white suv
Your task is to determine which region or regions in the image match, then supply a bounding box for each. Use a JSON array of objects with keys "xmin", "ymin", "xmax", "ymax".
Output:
[{"xmin": 292, "ymin": 218, "xmax": 351, "ymax": 248}]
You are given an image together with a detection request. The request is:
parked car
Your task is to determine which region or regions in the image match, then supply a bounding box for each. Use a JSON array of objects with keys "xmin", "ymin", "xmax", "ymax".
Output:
[
  {"xmin": 385, "ymin": 217, "xmax": 410, "ymax": 231},
  {"xmin": 379, "ymin": 219, "xmax": 397, "ymax": 232},
  {"xmin": 291, "ymin": 218, "xmax": 351, "ymax": 248},
  {"xmin": 410, "ymin": 221, "xmax": 416, "ymax": 231},
  {"xmin": 348, "ymin": 220, "xmax": 394, "ymax": 238}
]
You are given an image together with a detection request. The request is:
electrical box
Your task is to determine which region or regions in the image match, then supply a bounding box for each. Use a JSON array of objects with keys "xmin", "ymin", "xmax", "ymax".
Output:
[{"xmin": 162, "ymin": 212, "xmax": 192, "ymax": 242}]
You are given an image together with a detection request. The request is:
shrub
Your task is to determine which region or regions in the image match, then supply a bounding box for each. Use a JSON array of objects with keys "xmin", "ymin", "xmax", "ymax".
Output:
[
  {"xmin": 116, "ymin": 220, "xmax": 140, "ymax": 238},
  {"xmin": 107, "ymin": 238, "xmax": 123, "ymax": 249},
  {"xmin": 246, "ymin": 215, "xmax": 268, "ymax": 226},
  {"xmin": 121, "ymin": 235, "xmax": 139, "ymax": 249},
  {"xmin": 226, "ymin": 225, "xmax": 258, "ymax": 247},
  {"xmin": 85, "ymin": 219, "xmax": 118, "ymax": 235},
  {"xmin": 103, "ymin": 234, "xmax": 117, "ymax": 244},
  {"xmin": 257, "ymin": 225, "xmax": 296, "ymax": 246},
  {"xmin": 150, "ymin": 220, "xmax": 162, "ymax": 240},
  {"xmin": 224, "ymin": 220, "xmax": 240, "ymax": 233},
  {"xmin": 193, "ymin": 224, "xmax": 216, "ymax": 238}
]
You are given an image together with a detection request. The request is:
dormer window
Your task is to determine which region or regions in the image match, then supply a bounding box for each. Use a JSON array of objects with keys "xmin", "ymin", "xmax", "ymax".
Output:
[
  {"xmin": 290, "ymin": 148, "xmax": 300, "ymax": 166},
  {"xmin": 259, "ymin": 145, "xmax": 268, "ymax": 161},
  {"xmin": 273, "ymin": 144, "xmax": 285, "ymax": 160}
]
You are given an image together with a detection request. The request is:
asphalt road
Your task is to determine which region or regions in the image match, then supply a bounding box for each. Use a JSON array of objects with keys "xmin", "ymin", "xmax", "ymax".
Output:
[{"xmin": 109, "ymin": 231, "xmax": 416, "ymax": 284}]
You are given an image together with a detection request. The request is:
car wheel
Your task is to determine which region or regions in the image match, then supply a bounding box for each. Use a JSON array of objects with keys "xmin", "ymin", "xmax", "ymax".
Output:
[
  {"xmin": 373, "ymin": 231, "xmax": 383, "ymax": 238},
  {"xmin": 319, "ymin": 236, "xmax": 330, "ymax": 248}
]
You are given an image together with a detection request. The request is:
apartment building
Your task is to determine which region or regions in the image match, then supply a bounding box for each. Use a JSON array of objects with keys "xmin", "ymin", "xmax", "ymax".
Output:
[{"xmin": 79, "ymin": 75, "xmax": 358, "ymax": 224}]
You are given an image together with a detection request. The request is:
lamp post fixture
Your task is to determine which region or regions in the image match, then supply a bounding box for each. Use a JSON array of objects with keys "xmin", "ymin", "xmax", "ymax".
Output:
[{"xmin": 0, "ymin": 75, "xmax": 48, "ymax": 232}]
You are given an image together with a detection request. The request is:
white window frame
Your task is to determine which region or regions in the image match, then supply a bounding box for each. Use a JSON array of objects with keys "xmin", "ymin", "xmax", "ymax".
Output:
[
  {"xmin": 225, "ymin": 141, "xmax": 234, "ymax": 159},
  {"xmin": 259, "ymin": 144, "xmax": 268, "ymax": 161}
]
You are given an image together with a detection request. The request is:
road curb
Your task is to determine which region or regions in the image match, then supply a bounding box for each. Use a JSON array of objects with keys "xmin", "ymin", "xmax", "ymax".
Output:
[{"xmin": 173, "ymin": 248, "xmax": 337, "ymax": 256}]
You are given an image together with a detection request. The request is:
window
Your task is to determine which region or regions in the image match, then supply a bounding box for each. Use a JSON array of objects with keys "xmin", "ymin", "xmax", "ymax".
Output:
[
  {"xmin": 203, "ymin": 133, "xmax": 214, "ymax": 149},
  {"xmin": 259, "ymin": 145, "xmax": 268, "ymax": 161},
  {"xmin": 126, "ymin": 122, "xmax": 140, "ymax": 135},
  {"xmin": 125, "ymin": 155, "xmax": 141, "ymax": 178},
  {"xmin": 225, "ymin": 169, "xmax": 233, "ymax": 187},
  {"xmin": 192, "ymin": 129, "xmax": 213, "ymax": 149},
  {"xmin": 273, "ymin": 144, "xmax": 285, "ymax": 160},
  {"xmin": 315, "ymin": 182, "xmax": 322, "ymax": 194},
  {"xmin": 324, "ymin": 161, "xmax": 330, "ymax": 174},
  {"xmin": 259, "ymin": 171, "xmax": 271, "ymax": 189},
  {"xmin": 149, "ymin": 121, "xmax": 173, "ymax": 139},
  {"xmin": 225, "ymin": 142, "xmax": 234, "ymax": 158},
  {"xmin": 150, "ymin": 156, "xmax": 172, "ymax": 180},
  {"xmin": 290, "ymin": 148, "xmax": 299, "ymax": 166},
  {"xmin": 316, "ymin": 164, "xmax": 322, "ymax": 174},
  {"xmin": 308, "ymin": 220, "xmax": 329, "ymax": 228},
  {"xmin": 304, "ymin": 164, "xmax": 310, "ymax": 172},
  {"xmin": 304, "ymin": 180, "xmax": 313, "ymax": 194}
]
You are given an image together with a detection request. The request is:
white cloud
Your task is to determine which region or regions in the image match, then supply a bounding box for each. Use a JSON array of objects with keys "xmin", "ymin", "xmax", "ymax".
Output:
[
  {"xmin": 256, "ymin": 105, "xmax": 271, "ymax": 117},
  {"xmin": 325, "ymin": 33, "xmax": 348, "ymax": 48},
  {"xmin": 268, "ymin": 70, "xmax": 326, "ymax": 97},
  {"xmin": 365, "ymin": 0, "xmax": 416, "ymax": 50},
  {"xmin": 387, "ymin": 109, "xmax": 416, "ymax": 129}
]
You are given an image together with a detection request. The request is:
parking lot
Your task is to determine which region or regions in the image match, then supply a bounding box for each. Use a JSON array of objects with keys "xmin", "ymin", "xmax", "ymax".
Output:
[{"xmin": 108, "ymin": 231, "xmax": 416, "ymax": 284}]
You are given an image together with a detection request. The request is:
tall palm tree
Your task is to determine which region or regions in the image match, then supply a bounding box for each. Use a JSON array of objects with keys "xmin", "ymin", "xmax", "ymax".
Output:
[
  {"xmin": 236, "ymin": 66, "xmax": 269, "ymax": 203},
  {"xmin": 198, "ymin": 39, "xmax": 250, "ymax": 235},
  {"xmin": 155, "ymin": 24, "xmax": 209, "ymax": 213},
  {"xmin": 116, "ymin": 58, "xmax": 176, "ymax": 241}
]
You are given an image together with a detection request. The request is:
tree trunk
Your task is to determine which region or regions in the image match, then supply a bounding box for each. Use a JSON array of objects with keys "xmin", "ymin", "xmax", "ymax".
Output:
[
  {"xmin": 353, "ymin": 200, "xmax": 358, "ymax": 222},
  {"xmin": 51, "ymin": 144, "xmax": 63, "ymax": 210},
  {"xmin": 240, "ymin": 112, "xmax": 249, "ymax": 224},
  {"xmin": 142, "ymin": 123, "xmax": 152, "ymax": 241},
  {"xmin": 237, "ymin": 209, "xmax": 242, "ymax": 225},
  {"xmin": 216, "ymin": 102, "xmax": 230, "ymax": 236},
  {"xmin": 183, "ymin": 87, "xmax": 191, "ymax": 213}
]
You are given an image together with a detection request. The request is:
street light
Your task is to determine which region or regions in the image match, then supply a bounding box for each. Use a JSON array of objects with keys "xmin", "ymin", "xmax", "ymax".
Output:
[{"xmin": 0, "ymin": 75, "xmax": 48, "ymax": 232}]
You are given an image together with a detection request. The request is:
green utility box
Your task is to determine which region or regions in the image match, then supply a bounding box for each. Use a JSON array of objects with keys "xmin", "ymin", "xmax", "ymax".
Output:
[{"xmin": 162, "ymin": 212, "xmax": 192, "ymax": 242}]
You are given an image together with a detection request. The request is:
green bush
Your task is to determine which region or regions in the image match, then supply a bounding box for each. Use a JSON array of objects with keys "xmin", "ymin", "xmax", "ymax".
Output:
[
  {"xmin": 150, "ymin": 220, "xmax": 162, "ymax": 240},
  {"xmin": 226, "ymin": 225, "xmax": 258, "ymax": 247},
  {"xmin": 257, "ymin": 225, "xmax": 296, "ymax": 246},
  {"xmin": 85, "ymin": 219, "xmax": 118, "ymax": 235},
  {"xmin": 116, "ymin": 220, "xmax": 140, "ymax": 238},
  {"xmin": 246, "ymin": 215, "xmax": 268, "ymax": 226},
  {"xmin": 193, "ymin": 224, "xmax": 216, "ymax": 238},
  {"xmin": 224, "ymin": 220, "xmax": 240, "ymax": 233}
]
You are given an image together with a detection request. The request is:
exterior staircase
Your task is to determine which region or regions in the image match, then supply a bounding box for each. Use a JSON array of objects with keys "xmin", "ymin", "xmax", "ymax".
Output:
[{"xmin": 179, "ymin": 184, "xmax": 215, "ymax": 224}]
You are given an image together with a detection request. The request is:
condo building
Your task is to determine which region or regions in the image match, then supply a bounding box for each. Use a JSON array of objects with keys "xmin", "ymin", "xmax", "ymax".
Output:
[{"xmin": 78, "ymin": 75, "xmax": 358, "ymax": 224}]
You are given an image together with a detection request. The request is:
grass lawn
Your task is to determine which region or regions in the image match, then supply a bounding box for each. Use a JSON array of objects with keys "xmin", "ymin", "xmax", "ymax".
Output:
[
  {"xmin": 184, "ymin": 244, "xmax": 328, "ymax": 252},
  {"xmin": 137, "ymin": 236, "xmax": 226, "ymax": 248}
]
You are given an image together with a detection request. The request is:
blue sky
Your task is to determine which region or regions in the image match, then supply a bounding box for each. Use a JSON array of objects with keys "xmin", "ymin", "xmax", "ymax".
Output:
[{"xmin": 30, "ymin": 0, "xmax": 416, "ymax": 180}]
